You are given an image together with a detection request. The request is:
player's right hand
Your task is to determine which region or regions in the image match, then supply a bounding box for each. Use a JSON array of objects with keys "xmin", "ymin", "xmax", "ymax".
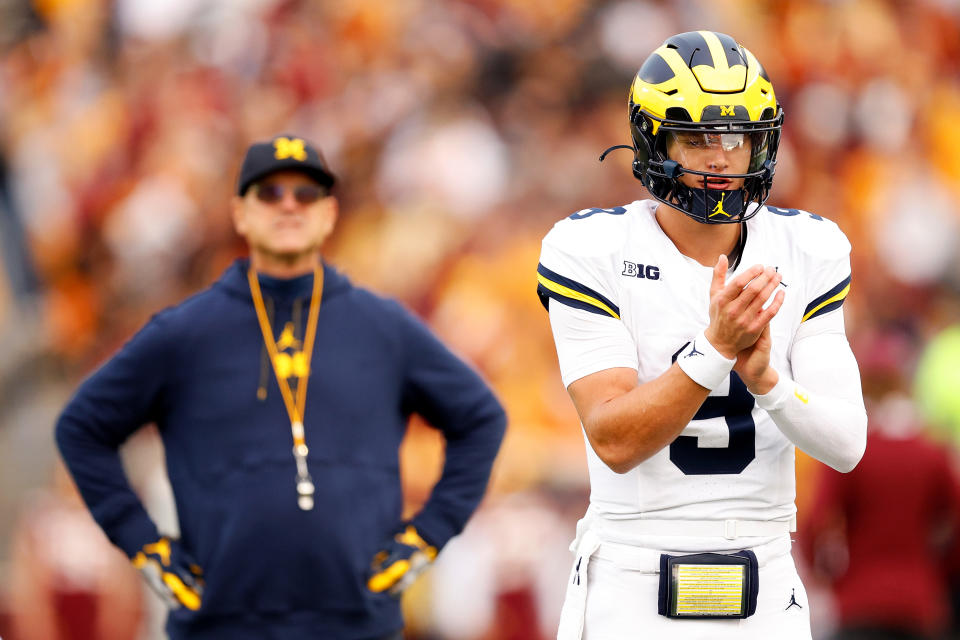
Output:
[
  {"xmin": 704, "ymin": 255, "xmax": 784, "ymax": 358},
  {"xmin": 132, "ymin": 537, "xmax": 204, "ymax": 610}
]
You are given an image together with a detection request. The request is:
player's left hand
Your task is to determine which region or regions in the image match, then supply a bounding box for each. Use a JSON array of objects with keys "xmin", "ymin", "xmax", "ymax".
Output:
[
  {"xmin": 734, "ymin": 324, "xmax": 779, "ymax": 394},
  {"xmin": 367, "ymin": 525, "xmax": 437, "ymax": 596}
]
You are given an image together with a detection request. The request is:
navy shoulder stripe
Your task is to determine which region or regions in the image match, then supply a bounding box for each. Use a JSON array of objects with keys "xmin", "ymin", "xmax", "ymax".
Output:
[
  {"xmin": 536, "ymin": 263, "xmax": 620, "ymax": 319},
  {"xmin": 803, "ymin": 274, "xmax": 851, "ymax": 322}
]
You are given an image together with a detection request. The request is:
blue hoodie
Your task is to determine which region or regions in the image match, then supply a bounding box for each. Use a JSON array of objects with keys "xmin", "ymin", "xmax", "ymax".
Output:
[{"xmin": 55, "ymin": 259, "xmax": 506, "ymax": 639}]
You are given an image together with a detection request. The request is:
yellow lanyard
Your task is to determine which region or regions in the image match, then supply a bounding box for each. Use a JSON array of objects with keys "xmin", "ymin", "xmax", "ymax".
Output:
[{"xmin": 247, "ymin": 264, "xmax": 323, "ymax": 510}]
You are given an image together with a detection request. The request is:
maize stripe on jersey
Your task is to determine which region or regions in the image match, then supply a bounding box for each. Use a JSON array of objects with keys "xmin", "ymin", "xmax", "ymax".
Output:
[
  {"xmin": 536, "ymin": 263, "xmax": 620, "ymax": 319},
  {"xmin": 802, "ymin": 275, "xmax": 851, "ymax": 322}
]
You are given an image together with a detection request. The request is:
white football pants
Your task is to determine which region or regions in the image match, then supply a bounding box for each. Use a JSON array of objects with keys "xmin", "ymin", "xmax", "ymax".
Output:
[{"xmin": 557, "ymin": 531, "xmax": 811, "ymax": 640}]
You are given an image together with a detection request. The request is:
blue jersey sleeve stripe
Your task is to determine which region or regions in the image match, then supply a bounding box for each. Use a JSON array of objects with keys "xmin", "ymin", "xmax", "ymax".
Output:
[
  {"xmin": 536, "ymin": 263, "xmax": 620, "ymax": 319},
  {"xmin": 803, "ymin": 299, "xmax": 845, "ymax": 322},
  {"xmin": 537, "ymin": 283, "xmax": 621, "ymax": 318},
  {"xmin": 802, "ymin": 274, "xmax": 851, "ymax": 322}
]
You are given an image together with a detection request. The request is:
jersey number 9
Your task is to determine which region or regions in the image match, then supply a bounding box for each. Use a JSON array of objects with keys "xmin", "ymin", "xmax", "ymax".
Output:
[{"xmin": 671, "ymin": 347, "xmax": 756, "ymax": 474}]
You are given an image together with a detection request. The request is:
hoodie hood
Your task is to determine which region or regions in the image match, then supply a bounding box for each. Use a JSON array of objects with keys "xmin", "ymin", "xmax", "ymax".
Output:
[{"xmin": 215, "ymin": 258, "xmax": 353, "ymax": 304}]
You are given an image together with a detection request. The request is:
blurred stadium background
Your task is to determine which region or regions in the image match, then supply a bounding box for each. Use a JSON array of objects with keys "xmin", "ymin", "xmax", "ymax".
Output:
[{"xmin": 1, "ymin": 0, "xmax": 959, "ymax": 638}]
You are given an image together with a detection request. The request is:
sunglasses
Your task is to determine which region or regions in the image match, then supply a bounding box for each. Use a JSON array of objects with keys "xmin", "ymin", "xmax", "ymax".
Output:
[{"xmin": 254, "ymin": 183, "xmax": 327, "ymax": 205}]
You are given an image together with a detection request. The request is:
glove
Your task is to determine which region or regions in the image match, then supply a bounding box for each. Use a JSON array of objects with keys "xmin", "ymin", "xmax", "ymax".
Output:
[
  {"xmin": 367, "ymin": 525, "xmax": 438, "ymax": 596},
  {"xmin": 131, "ymin": 537, "xmax": 204, "ymax": 610}
]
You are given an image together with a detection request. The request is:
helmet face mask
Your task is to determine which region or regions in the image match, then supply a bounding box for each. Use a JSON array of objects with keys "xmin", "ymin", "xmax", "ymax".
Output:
[{"xmin": 625, "ymin": 31, "xmax": 783, "ymax": 224}]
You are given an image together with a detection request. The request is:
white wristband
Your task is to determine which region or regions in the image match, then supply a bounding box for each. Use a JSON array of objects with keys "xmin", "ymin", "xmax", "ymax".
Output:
[
  {"xmin": 676, "ymin": 330, "xmax": 736, "ymax": 391},
  {"xmin": 751, "ymin": 374, "xmax": 791, "ymax": 411}
]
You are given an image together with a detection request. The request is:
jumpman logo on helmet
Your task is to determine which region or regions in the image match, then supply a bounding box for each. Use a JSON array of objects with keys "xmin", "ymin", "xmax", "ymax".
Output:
[{"xmin": 710, "ymin": 192, "xmax": 731, "ymax": 218}]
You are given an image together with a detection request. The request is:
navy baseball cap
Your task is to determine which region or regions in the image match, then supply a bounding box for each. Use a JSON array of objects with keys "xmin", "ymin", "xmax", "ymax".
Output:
[{"xmin": 236, "ymin": 134, "xmax": 336, "ymax": 196}]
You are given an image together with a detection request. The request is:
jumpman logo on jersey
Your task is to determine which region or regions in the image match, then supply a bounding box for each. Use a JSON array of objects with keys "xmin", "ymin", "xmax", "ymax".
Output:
[
  {"xmin": 685, "ymin": 340, "xmax": 705, "ymax": 358},
  {"xmin": 710, "ymin": 192, "xmax": 731, "ymax": 218},
  {"xmin": 785, "ymin": 588, "xmax": 803, "ymax": 610}
]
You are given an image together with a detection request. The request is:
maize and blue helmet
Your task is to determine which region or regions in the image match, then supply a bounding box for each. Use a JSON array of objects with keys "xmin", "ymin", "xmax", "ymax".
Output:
[{"xmin": 617, "ymin": 31, "xmax": 783, "ymax": 224}]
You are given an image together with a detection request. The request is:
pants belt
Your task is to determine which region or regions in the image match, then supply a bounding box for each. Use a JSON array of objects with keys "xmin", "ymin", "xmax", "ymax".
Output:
[
  {"xmin": 591, "ymin": 529, "xmax": 793, "ymax": 570},
  {"xmin": 598, "ymin": 515, "xmax": 797, "ymax": 541}
]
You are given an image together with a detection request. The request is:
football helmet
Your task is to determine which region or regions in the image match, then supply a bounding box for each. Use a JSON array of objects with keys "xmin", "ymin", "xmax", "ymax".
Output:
[{"xmin": 613, "ymin": 31, "xmax": 783, "ymax": 224}]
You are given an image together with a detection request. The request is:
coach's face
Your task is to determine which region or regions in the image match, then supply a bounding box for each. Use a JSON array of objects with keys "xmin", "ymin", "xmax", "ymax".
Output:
[{"xmin": 231, "ymin": 170, "xmax": 338, "ymax": 260}]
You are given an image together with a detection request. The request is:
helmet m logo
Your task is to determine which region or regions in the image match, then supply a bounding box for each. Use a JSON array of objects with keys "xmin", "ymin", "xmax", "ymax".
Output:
[
  {"xmin": 274, "ymin": 137, "xmax": 308, "ymax": 161},
  {"xmin": 710, "ymin": 192, "xmax": 731, "ymax": 218},
  {"xmin": 720, "ymin": 105, "xmax": 735, "ymax": 116}
]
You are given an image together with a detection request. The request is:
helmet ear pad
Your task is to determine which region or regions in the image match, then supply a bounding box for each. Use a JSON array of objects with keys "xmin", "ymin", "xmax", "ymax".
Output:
[
  {"xmin": 629, "ymin": 108, "xmax": 654, "ymax": 182},
  {"xmin": 640, "ymin": 124, "xmax": 680, "ymax": 206}
]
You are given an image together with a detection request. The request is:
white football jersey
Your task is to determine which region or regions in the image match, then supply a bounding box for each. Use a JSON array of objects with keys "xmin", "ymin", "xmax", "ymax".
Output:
[{"xmin": 538, "ymin": 199, "xmax": 852, "ymax": 528}]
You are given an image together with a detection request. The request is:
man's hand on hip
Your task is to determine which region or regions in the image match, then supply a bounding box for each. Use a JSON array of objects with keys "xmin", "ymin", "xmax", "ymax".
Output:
[
  {"xmin": 367, "ymin": 525, "xmax": 437, "ymax": 597},
  {"xmin": 132, "ymin": 536, "xmax": 204, "ymax": 610}
]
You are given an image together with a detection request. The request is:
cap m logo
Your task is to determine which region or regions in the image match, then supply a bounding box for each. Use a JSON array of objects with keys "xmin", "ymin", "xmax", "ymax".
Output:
[
  {"xmin": 720, "ymin": 105, "xmax": 735, "ymax": 116},
  {"xmin": 274, "ymin": 137, "xmax": 307, "ymax": 161}
]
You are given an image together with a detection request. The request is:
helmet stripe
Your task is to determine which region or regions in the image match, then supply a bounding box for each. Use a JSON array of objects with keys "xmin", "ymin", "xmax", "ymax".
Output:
[
  {"xmin": 712, "ymin": 32, "xmax": 747, "ymax": 68},
  {"xmin": 664, "ymin": 32, "xmax": 712, "ymax": 68},
  {"xmin": 745, "ymin": 49, "xmax": 771, "ymax": 82},
  {"xmin": 699, "ymin": 31, "xmax": 730, "ymax": 71},
  {"xmin": 638, "ymin": 53, "xmax": 676, "ymax": 85},
  {"xmin": 657, "ymin": 45, "xmax": 695, "ymax": 85}
]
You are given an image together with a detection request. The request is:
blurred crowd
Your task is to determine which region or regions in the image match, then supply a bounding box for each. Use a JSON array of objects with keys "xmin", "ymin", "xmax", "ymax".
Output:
[{"xmin": 1, "ymin": 0, "xmax": 959, "ymax": 638}]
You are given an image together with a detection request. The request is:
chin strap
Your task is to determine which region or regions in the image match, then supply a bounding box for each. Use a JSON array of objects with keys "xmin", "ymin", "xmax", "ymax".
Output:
[{"xmin": 598, "ymin": 144, "xmax": 635, "ymax": 162}]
